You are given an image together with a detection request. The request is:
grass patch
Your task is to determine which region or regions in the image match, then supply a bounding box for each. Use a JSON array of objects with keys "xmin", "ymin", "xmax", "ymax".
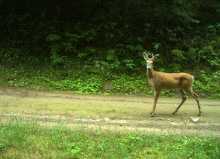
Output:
[{"xmin": 0, "ymin": 116, "xmax": 219, "ymax": 159}]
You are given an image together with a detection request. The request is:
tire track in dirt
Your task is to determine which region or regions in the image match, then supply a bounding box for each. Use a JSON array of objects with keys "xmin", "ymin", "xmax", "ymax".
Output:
[{"xmin": 0, "ymin": 87, "xmax": 220, "ymax": 138}]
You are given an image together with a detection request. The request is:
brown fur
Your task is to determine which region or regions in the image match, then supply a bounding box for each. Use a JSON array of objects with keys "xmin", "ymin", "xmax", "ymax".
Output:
[{"xmin": 143, "ymin": 52, "xmax": 201, "ymax": 117}]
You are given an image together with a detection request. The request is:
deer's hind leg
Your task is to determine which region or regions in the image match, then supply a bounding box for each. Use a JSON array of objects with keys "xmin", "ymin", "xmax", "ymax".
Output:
[
  {"xmin": 184, "ymin": 88, "xmax": 201, "ymax": 116},
  {"xmin": 172, "ymin": 89, "xmax": 187, "ymax": 115}
]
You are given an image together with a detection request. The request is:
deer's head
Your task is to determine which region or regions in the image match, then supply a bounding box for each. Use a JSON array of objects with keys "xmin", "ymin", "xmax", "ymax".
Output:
[{"xmin": 143, "ymin": 52, "xmax": 159, "ymax": 70}]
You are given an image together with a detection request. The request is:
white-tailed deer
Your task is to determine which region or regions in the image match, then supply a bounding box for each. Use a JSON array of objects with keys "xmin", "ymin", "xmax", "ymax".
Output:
[{"xmin": 143, "ymin": 52, "xmax": 201, "ymax": 117}]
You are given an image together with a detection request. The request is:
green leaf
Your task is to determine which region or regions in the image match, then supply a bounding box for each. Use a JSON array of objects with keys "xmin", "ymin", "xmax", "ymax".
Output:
[
  {"xmin": 191, "ymin": 18, "xmax": 200, "ymax": 23},
  {"xmin": 46, "ymin": 34, "xmax": 61, "ymax": 41},
  {"xmin": 135, "ymin": 44, "xmax": 143, "ymax": 51},
  {"xmin": 137, "ymin": 37, "xmax": 144, "ymax": 43},
  {"xmin": 126, "ymin": 45, "xmax": 135, "ymax": 51},
  {"xmin": 110, "ymin": 33, "xmax": 115, "ymax": 39},
  {"xmin": 107, "ymin": 49, "xmax": 116, "ymax": 60},
  {"xmin": 78, "ymin": 52, "xmax": 89, "ymax": 58}
]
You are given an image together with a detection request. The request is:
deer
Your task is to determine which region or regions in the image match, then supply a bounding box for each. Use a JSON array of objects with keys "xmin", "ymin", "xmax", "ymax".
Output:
[{"xmin": 143, "ymin": 52, "xmax": 201, "ymax": 117}]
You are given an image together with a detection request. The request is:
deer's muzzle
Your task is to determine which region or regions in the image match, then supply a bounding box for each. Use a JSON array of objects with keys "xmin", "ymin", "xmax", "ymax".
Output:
[{"xmin": 147, "ymin": 62, "xmax": 152, "ymax": 70}]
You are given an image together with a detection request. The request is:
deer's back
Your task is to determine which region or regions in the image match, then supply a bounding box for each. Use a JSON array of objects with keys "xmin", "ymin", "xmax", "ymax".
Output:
[{"xmin": 152, "ymin": 72, "xmax": 193, "ymax": 90}]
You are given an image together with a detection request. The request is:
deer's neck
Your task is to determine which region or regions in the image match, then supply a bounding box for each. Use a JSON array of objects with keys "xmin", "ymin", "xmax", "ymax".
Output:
[{"xmin": 147, "ymin": 68, "xmax": 155, "ymax": 79}]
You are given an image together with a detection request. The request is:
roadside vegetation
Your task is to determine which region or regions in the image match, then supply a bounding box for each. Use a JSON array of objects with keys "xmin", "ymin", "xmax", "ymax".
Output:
[
  {"xmin": 0, "ymin": 116, "xmax": 219, "ymax": 159},
  {"xmin": 0, "ymin": 1, "xmax": 220, "ymax": 157},
  {"xmin": 0, "ymin": 0, "xmax": 220, "ymax": 98}
]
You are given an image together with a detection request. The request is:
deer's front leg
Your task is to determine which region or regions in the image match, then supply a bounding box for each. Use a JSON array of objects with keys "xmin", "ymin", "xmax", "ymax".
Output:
[{"xmin": 151, "ymin": 90, "xmax": 160, "ymax": 117}]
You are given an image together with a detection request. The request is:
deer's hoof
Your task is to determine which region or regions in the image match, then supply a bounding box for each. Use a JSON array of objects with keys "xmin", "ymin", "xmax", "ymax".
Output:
[{"xmin": 151, "ymin": 113, "xmax": 155, "ymax": 117}]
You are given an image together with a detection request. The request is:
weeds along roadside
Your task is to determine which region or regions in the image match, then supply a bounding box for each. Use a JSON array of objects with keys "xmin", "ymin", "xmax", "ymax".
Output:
[
  {"xmin": 0, "ymin": 65, "xmax": 220, "ymax": 98},
  {"xmin": 0, "ymin": 115, "xmax": 219, "ymax": 158}
]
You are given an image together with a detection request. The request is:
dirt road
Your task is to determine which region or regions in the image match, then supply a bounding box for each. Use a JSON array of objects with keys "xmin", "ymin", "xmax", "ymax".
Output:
[{"xmin": 0, "ymin": 87, "xmax": 219, "ymax": 138}]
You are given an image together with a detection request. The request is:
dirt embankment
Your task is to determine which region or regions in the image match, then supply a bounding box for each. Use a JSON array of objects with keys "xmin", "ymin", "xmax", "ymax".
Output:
[{"xmin": 0, "ymin": 87, "xmax": 220, "ymax": 138}]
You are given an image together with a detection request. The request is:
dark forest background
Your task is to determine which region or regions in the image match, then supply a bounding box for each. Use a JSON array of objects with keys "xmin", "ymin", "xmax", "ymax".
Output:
[{"xmin": 0, "ymin": 0, "xmax": 220, "ymax": 97}]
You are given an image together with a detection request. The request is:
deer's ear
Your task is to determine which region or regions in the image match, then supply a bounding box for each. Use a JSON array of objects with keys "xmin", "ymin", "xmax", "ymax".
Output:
[{"xmin": 143, "ymin": 52, "xmax": 148, "ymax": 60}]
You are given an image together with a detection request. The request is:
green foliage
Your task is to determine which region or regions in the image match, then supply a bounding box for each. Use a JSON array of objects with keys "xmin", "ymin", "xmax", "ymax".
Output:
[
  {"xmin": 1, "ymin": 62, "xmax": 220, "ymax": 98},
  {"xmin": 46, "ymin": 34, "xmax": 61, "ymax": 41},
  {"xmin": 1, "ymin": 67, "xmax": 149, "ymax": 95},
  {"xmin": 171, "ymin": 0, "xmax": 201, "ymax": 24},
  {"xmin": 0, "ymin": 0, "xmax": 220, "ymax": 97},
  {"xmin": 194, "ymin": 70, "xmax": 220, "ymax": 98}
]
